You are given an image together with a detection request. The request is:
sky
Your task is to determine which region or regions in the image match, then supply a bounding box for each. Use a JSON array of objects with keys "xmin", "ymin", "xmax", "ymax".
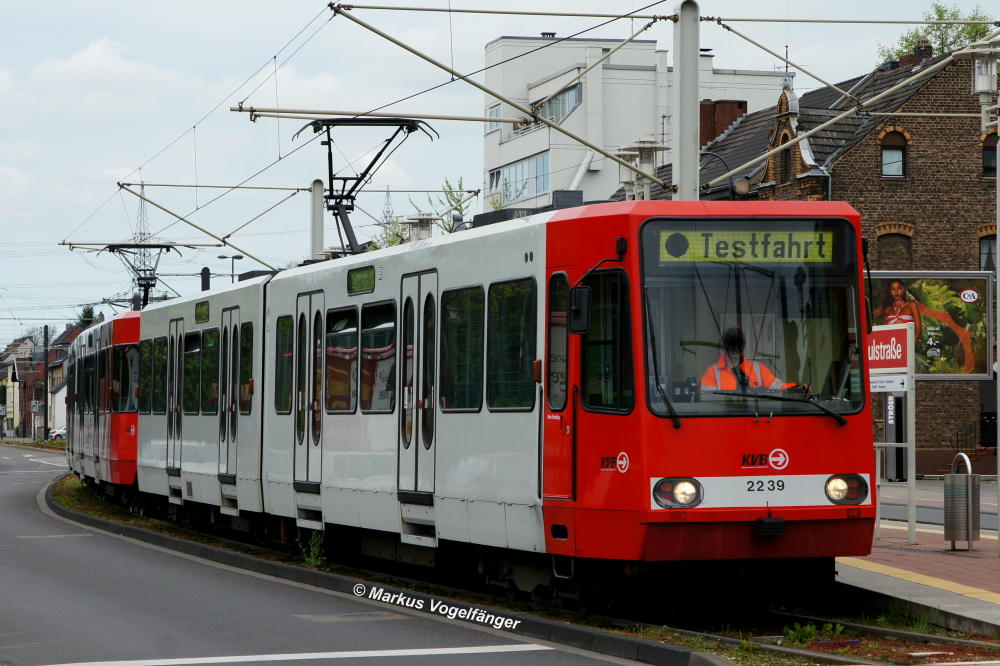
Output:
[{"xmin": 0, "ymin": 0, "xmax": 994, "ymax": 348}]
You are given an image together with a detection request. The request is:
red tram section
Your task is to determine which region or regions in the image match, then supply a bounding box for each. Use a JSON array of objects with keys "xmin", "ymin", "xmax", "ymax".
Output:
[
  {"xmin": 541, "ymin": 201, "xmax": 875, "ymax": 563},
  {"xmin": 67, "ymin": 311, "xmax": 140, "ymax": 486}
]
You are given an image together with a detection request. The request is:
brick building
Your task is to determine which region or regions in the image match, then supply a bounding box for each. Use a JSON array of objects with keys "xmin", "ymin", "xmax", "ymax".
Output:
[{"xmin": 615, "ymin": 43, "xmax": 998, "ymax": 474}]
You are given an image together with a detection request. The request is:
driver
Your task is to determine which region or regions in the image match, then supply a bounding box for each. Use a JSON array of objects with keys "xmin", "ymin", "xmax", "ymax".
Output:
[{"xmin": 700, "ymin": 327, "xmax": 804, "ymax": 393}]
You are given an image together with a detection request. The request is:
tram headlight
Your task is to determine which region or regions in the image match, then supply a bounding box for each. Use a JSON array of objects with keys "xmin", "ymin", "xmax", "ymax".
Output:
[
  {"xmin": 652, "ymin": 477, "xmax": 703, "ymax": 508},
  {"xmin": 824, "ymin": 474, "xmax": 868, "ymax": 505}
]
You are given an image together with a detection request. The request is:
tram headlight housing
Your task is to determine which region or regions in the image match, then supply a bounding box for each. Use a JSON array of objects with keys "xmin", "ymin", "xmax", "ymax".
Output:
[
  {"xmin": 653, "ymin": 477, "xmax": 703, "ymax": 508},
  {"xmin": 824, "ymin": 474, "xmax": 868, "ymax": 505}
]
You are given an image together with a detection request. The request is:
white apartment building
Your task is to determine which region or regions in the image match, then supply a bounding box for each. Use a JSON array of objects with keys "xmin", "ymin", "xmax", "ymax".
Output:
[{"xmin": 483, "ymin": 35, "xmax": 790, "ymax": 208}]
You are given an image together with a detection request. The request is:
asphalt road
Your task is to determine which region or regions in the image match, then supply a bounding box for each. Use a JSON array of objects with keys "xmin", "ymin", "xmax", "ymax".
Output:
[
  {"xmin": 0, "ymin": 445, "xmax": 635, "ymax": 666},
  {"xmin": 879, "ymin": 479, "xmax": 1000, "ymax": 531}
]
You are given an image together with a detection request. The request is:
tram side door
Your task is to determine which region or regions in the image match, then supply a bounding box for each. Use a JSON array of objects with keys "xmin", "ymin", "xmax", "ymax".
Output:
[
  {"xmin": 219, "ymin": 308, "xmax": 239, "ymax": 478},
  {"xmin": 166, "ymin": 318, "xmax": 184, "ymax": 472},
  {"xmin": 293, "ymin": 291, "xmax": 324, "ymax": 489},
  {"xmin": 398, "ymin": 271, "xmax": 437, "ymax": 497}
]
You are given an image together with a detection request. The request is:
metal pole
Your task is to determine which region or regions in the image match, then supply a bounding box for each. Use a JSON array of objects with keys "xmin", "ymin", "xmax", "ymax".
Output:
[
  {"xmin": 42, "ymin": 325, "xmax": 48, "ymax": 441},
  {"xmin": 906, "ymin": 323, "xmax": 917, "ymax": 545},
  {"xmin": 333, "ymin": 6, "xmax": 666, "ymax": 188},
  {"xmin": 311, "ymin": 179, "xmax": 324, "ymax": 260},
  {"xmin": 672, "ymin": 0, "xmax": 699, "ymax": 200},
  {"xmin": 234, "ymin": 107, "xmax": 528, "ymax": 125}
]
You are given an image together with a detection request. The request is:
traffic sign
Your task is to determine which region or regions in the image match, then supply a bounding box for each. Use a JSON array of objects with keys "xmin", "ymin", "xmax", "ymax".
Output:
[{"xmin": 870, "ymin": 374, "xmax": 909, "ymax": 393}]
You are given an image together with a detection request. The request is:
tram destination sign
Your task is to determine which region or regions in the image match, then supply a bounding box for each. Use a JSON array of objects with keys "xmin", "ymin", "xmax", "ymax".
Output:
[
  {"xmin": 347, "ymin": 265, "xmax": 375, "ymax": 295},
  {"xmin": 659, "ymin": 230, "xmax": 833, "ymax": 264}
]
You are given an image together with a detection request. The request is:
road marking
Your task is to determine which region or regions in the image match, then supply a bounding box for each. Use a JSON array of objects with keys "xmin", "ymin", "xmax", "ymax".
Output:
[
  {"xmin": 41, "ymin": 643, "xmax": 555, "ymax": 665},
  {"xmin": 294, "ymin": 611, "xmax": 407, "ymax": 623},
  {"xmin": 18, "ymin": 533, "xmax": 93, "ymax": 540}
]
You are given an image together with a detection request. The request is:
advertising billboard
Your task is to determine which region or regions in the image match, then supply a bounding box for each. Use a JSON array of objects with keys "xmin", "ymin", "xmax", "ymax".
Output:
[{"xmin": 868, "ymin": 271, "xmax": 992, "ymax": 380}]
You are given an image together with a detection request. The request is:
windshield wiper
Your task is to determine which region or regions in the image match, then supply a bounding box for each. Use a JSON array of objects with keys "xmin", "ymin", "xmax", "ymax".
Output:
[
  {"xmin": 643, "ymin": 286, "xmax": 681, "ymax": 429},
  {"xmin": 711, "ymin": 391, "xmax": 847, "ymax": 426}
]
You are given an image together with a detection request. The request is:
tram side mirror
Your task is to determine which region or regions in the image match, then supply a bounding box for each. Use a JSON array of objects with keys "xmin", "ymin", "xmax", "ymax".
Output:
[{"xmin": 569, "ymin": 286, "xmax": 592, "ymax": 334}]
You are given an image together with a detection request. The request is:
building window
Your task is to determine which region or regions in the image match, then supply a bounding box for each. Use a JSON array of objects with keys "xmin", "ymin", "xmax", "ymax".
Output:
[
  {"xmin": 981, "ymin": 235, "xmax": 997, "ymax": 271},
  {"xmin": 881, "ymin": 131, "xmax": 907, "ymax": 177},
  {"xmin": 488, "ymin": 169, "xmax": 501, "ymax": 193},
  {"xmin": 533, "ymin": 83, "xmax": 582, "ymax": 125},
  {"xmin": 984, "ymin": 133, "xmax": 997, "ymax": 178},
  {"xmin": 780, "ymin": 148, "xmax": 792, "ymax": 184},
  {"xmin": 498, "ymin": 152, "xmax": 549, "ymax": 205},
  {"xmin": 487, "ymin": 105, "xmax": 501, "ymax": 132}
]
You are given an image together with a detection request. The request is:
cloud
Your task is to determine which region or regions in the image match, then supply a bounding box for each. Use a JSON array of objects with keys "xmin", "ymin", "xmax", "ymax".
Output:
[{"xmin": 30, "ymin": 39, "xmax": 196, "ymax": 115}]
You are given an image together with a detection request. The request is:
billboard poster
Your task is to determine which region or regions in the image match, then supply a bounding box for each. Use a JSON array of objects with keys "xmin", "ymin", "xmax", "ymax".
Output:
[{"xmin": 868, "ymin": 271, "xmax": 992, "ymax": 380}]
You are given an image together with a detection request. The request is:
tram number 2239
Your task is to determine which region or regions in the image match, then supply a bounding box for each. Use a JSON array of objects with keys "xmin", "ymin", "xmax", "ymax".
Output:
[{"xmin": 746, "ymin": 479, "xmax": 785, "ymax": 492}]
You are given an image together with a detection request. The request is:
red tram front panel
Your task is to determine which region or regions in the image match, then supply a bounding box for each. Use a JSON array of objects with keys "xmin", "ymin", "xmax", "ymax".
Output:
[{"xmin": 542, "ymin": 201, "xmax": 875, "ymax": 562}]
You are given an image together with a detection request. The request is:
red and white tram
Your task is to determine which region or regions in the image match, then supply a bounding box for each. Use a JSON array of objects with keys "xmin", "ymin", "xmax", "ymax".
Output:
[
  {"xmin": 66, "ymin": 310, "xmax": 140, "ymax": 488},
  {"xmin": 67, "ymin": 200, "xmax": 875, "ymax": 589}
]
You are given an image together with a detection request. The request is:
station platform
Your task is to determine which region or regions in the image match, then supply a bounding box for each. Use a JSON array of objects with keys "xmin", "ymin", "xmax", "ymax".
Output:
[{"xmin": 836, "ymin": 481, "xmax": 1000, "ymax": 636}]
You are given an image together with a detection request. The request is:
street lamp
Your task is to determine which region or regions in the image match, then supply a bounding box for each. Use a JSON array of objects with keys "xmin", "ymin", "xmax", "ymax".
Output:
[
  {"xmin": 217, "ymin": 254, "xmax": 244, "ymax": 284},
  {"xmin": 699, "ymin": 151, "xmax": 750, "ymax": 199}
]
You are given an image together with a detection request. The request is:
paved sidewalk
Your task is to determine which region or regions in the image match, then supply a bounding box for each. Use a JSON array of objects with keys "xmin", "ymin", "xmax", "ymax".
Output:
[{"xmin": 838, "ymin": 523, "xmax": 1000, "ymax": 635}]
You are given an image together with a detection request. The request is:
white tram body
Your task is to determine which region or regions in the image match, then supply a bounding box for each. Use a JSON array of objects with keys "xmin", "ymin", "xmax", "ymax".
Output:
[{"xmin": 136, "ymin": 214, "xmax": 551, "ymax": 552}]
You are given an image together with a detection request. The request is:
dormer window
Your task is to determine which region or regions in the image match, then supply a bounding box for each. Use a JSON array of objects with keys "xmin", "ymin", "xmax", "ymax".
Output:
[{"xmin": 880, "ymin": 130, "xmax": 907, "ymax": 177}]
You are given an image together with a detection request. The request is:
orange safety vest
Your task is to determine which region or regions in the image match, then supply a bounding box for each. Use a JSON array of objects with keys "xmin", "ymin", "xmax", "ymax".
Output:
[{"xmin": 700, "ymin": 355, "xmax": 793, "ymax": 391}]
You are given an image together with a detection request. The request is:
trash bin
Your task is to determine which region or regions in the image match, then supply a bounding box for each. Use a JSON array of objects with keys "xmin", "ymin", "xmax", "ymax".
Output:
[{"xmin": 943, "ymin": 452, "xmax": 980, "ymax": 551}]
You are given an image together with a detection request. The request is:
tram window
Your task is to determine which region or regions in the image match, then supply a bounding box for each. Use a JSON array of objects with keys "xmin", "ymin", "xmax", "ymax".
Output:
[
  {"xmin": 98, "ymin": 347, "xmax": 109, "ymax": 413},
  {"xmin": 639, "ymin": 219, "xmax": 864, "ymax": 418},
  {"xmin": 439, "ymin": 286, "xmax": 483, "ymax": 411},
  {"xmin": 201, "ymin": 328, "xmax": 220, "ymax": 414},
  {"xmin": 138, "ymin": 340, "xmax": 152, "ymax": 413},
  {"xmin": 547, "ymin": 274, "xmax": 569, "ymax": 411},
  {"xmin": 360, "ymin": 302, "xmax": 396, "ymax": 413},
  {"xmin": 325, "ymin": 308, "xmax": 358, "ymax": 412},
  {"xmin": 421, "ymin": 293, "xmax": 435, "ymax": 447},
  {"xmin": 581, "ymin": 271, "xmax": 634, "ymax": 412},
  {"xmin": 183, "ymin": 332, "xmax": 201, "ymax": 414},
  {"xmin": 311, "ymin": 311, "xmax": 323, "ymax": 443},
  {"xmin": 152, "ymin": 337, "xmax": 167, "ymax": 414},
  {"xmin": 295, "ymin": 313, "xmax": 307, "ymax": 444},
  {"xmin": 239, "ymin": 322, "xmax": 253, "ymax": 414},
  {"xmin": 274, "ymin": 316, "xmax": 294, "ymax": 413},
  {"xmin": 486, "ymin": 278, "xmax": 537, "ymax": 410},
  {"xmin": 113, "ymin": 344, "xmax": 139, "ymax": 413}
]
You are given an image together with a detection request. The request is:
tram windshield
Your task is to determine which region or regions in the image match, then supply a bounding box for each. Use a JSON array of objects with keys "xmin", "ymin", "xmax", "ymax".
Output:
[{"xmin": 640, "ymin": 218, "xmax": 864, "ymax": 419}]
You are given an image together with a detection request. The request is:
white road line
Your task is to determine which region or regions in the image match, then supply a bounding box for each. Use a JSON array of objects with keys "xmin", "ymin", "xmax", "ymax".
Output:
[
  {"xmin": 41, "ymin": 643, "xmax": 555, "ymax": 665},
  {"xmin": 18, "ymin": 533, "xmax": 93, "ymax": 540},
  {"xmin": 27, "ymin": 456, "xmax": 67, "ymax": 467}
]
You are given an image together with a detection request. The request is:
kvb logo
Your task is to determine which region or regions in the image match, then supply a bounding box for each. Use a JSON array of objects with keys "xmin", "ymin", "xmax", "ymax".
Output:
[{"xmin": 768, "ymin": 448, "xmax": 789, "ymax": 470}]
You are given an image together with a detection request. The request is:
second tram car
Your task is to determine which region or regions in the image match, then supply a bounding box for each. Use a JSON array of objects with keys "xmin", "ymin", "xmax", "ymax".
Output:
[{"xmin": 66, "ymin": 200, "xmax": 875, "ymax": 589}]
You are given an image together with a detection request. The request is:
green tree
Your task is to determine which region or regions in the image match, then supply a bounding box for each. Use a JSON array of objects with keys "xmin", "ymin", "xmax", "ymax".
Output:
[
  {"xmin": 368, "ymin": 217, "xmax": 409, "ymax": 250},
  {"xmin": 876, "ymin": 3, "xmax": 993, "ymax": 63},
  {"xmin": 411, "ymin": 177, "xmax": 473, "ymax": 234},
  {"xmin": 76, "ymin": 304, "xmax": 96, "ymax": 330}
]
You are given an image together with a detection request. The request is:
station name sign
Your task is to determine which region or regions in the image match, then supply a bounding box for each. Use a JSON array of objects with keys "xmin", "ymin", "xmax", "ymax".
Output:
[
  {"xmin": 867, "ymin": 327, "xmax": 909, "ymax": 372},
  {"xmin": 659, "ymin": 230, "xmax": 833, "ymax": 263}
]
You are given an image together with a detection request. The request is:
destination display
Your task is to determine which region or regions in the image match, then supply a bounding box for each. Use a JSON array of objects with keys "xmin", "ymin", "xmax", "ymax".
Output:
[
  {"xmin": 659, "ymin": 230, "xmax": 834, "ymax": 263},
  {"xmin": 347, "ymin": 265, "xmax": 376, "ymax": 295}
]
